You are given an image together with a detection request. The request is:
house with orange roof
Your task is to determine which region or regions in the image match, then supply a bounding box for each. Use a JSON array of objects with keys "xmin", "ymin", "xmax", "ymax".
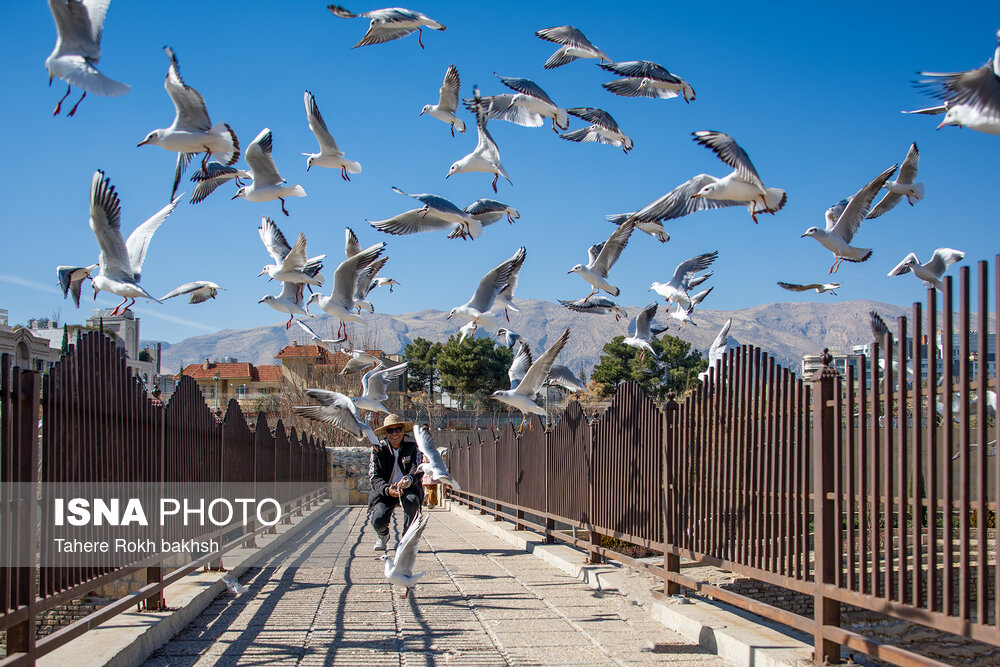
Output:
[
  {"xmin": 175, "ymin": 358, "xmax": 283, "ymax": 414},
  {"xmin": 274, "ymin": 341, "xmax": 406, "ymax": 391}
]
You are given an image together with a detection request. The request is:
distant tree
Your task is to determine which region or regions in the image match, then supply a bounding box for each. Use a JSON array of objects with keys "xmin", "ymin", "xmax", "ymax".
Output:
[
  {"xmin": 404, "ymin": 338, "xmax": 443, "ymax": 397},
  {"xmin": 436, "ymin": 335, "xmax": 513, "ymax": 409},
  {"xmin": 590, "ymin": 334, "xmax": 707, "ymax": 402}
]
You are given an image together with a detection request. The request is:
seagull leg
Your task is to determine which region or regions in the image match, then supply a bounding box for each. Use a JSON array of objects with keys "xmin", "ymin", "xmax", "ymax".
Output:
[
  {"xmin": 280, "ymin": 198, "xmax": 289, "ymax": 216},
  {"xmin": 53, "ymin": 84, "xmax": 72, "ymax": 115},
  {"xmin": 581, "ymin": 288, "xmax": 597, "ymax": 303},
  {"xmin": 67, "ymin": 91, "xmax": 86, "ymax": 117},
  {"xmin": 417, "ymin": 28, "xmax": 425, "ymax": 49},
  {"xmin": 551, "ymin": 119, "xmax": 559, "ymax": 133},
  {"xmin": 419, "ymin": 206, "xmax": 430, "ymax": 219},
  {"xmin": 341, "ymin": 166, "xmax": 351, "ymax": 181},
  {"xmin": 286, "ymin": 314, "xmax": 294, "ymax": 330},
  {"xmin": 111, "ymin": 296, "xmax": 128, "ymax": 316},
  {"xmin": 450, "ymin": 124, "xmax": 455, "ymax": 138},
  {"xmin": 491, "ymin": 173, "xmax": 498, "ymax": 193},
  {"xmin": 201, "ymin": 151, "xmax": 210, "ymax": 171},
  {"xmin": 504, "ymin": 309, "xmax": 510, "ymax": 323},
  {"xmin": 402, "ymin": 587, "xmax": 410, "ymax": 599},
  {"xmin": 518, "ymin": 414, "xmax": 526, "ymax": 435}
]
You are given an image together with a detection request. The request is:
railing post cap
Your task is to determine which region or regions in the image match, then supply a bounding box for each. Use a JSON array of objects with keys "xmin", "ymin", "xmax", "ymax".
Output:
[{"xmin": 809, "ymin": 348, "xmax": 839, "ymax": 381}]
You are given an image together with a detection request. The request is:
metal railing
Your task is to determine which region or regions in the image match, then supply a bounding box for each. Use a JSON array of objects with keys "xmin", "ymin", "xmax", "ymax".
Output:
[
  {"xmin": 446, "ymin": 256, "xmax": 999, "ymax": 666},
  {"xmin": 0, "ymin": 332, "xmax": 330, "ymax": 665}
]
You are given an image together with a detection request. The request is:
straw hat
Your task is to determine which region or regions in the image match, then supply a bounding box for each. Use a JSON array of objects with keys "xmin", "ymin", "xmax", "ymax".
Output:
[{"xmin": 374, "ymin": 413, "xmax": 414, "ymax": 437}]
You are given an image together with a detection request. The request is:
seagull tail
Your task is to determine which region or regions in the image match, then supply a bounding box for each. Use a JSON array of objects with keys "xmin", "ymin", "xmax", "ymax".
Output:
[
  {"xmin": 288, "ymin": 185, "xmax": 307, "ymax": 198},
  {"xmin": 343, "ymin": 159, "xmax": 362, "ymax": 174},
  {"xmin": 907, "ymin": 182, "xmax": 925, "ymax": 204},
  {"xmin": 210, "ymin": 123, "xmax": 240, "ymax": 166},
  {"xmin": 762, "ymin": 188, "xmax": 787, "ymax": 213}
]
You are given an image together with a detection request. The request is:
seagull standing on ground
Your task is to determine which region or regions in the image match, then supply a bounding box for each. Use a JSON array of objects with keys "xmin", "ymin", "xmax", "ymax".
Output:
[
  {"xmin": 600, "ymin": 61, "xmax": 695, "ymax": 102},
  {"xmin": 307, "ymin": 243, "xmax": 386, "ymax": 338},
  {"xmin": 568, "ymin": 220, "xmax": 635, "ymax": 300},
  {"xmin": 777, "ymin": 281, "xmax": 842, "ymax": 295},
  {"xmin": 868, "ymin": 143, "xmax": 923, "ymax": 218},
  {"xmin": 380, "ymin": 512, "xmax": 429, "ymax": 599},
  {"xmin": 57, "ymin": 263, "xmax": 99, "ymax": 307},
  {"xmin": 159, "ymin": 281, "xmax": 223, "ymax": 304},
  {"xmin": 303, "ymin": 91, "xmax": 362, "ymax": 180},
  {"xmin": 913, "ymin": 29, "xmax": 1000, "ymax": 135},
  {"xmin": 887, "ymin": 248, "xmax": 965, "ymax": 290},
  {"xmin": 138, "ymin": 47, "xmax": 239, "ymax": 200},
  {"xmin": 801, "ymin": 165, "xmax": 897, "ymax": 273},
  {"xmin": 88, "ymin": 171, "xmax": 180, "ymax": 315},
  {"xmin": 492, "ymin": 329, "xmax": 571, "ymax": 432},
  {"xmin": 649, "ymin": 251, "xmax": 718, "ymax": 310},
  {"xmin": 293, "ymin": 389, "xmax": 380, "ymax": 446},
  {"xmin": 561, "ymin": 108, "xmax": 633, "ymax": 153},
  {"xmin": 448, "ymin": 87, "xmax": 512, "ymax": 193},
  {"xmin": 447, "ymin": 248, "xmax": 525, "ymax": 333},
  {"xmin": 327, "ymin": 5, "xmax": 445, "ymax": 49},
  {"xmin": 46, "ymin": 0, "xmax": 130, "ymax": 116},
  {"xmin": 420, "ymin": 65, "xmax": 465, "ymax": 136},
  {"xmin": 535, "ymin": 26, "xmax": 609, "ymax": 69},
  {"xmin": 233, "ymin": 129, "xmax": 307, "ymax": 216}
]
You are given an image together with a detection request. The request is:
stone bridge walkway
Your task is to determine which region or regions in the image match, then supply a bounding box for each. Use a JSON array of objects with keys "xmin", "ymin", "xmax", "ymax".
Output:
[{"xmin": 143, "ymin": 506, "xmax": 726, "ymax": 666}]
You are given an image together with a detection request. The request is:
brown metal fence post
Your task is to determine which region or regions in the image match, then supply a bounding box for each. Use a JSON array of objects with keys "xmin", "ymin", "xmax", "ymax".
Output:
[
  {"xmin": 144, "ymin": 396, "xmax": 166, "ymax": 611},
  {"xmin": 810, "ymin": 349, "xmax": 841, "ymax": 664},
  {"xmin": 663, "ymin": 391, "xmax": 681, "ymax": 596}
]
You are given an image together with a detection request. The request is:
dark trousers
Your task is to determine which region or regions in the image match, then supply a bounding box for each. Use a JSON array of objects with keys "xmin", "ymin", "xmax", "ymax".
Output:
[{"xmin": 370, "ymin": 491, "xmax": 421, "ymax": 536}]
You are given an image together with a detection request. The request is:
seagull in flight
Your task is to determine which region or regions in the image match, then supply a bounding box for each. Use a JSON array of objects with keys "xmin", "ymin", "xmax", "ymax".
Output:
[
  {"xmin": 233, "ymin": 129, "xmax": 306, "ymax": 216},
  {"xmin": 562, "ymin": 107, "xmax": 633, "ymax": 153},
  {"xmin": 777, "ymin": 281, "xmax": 842, "ymax": 295},
  {"xmin": 492, "ymin": 329, "xmax": 571, "ymax": 432},
  {"xmin": 913, "ymin": 29, "xmax": 1000, "ymax": 135},
  {"xmin": 623, "ymin": 303, "xmax": 661, "ymax": 360},
  {"xmin": 649, "ymin": 251, "xmax": 718, "ymax": 310},
  {"xmin": 189, "ymin": 162, "xmax": 251, "ymax": 204},
  {"xmin": 471, "ymin": 74, "xmax": 569, "ymax": 132},
  {"xmin": 295, "ymin": 319, "xmax": 347, "ymax": 350},
  {"xmin": 303, "ymin": 90, "xmax": 362, "ymax": 180},
  {"xmin": 448, "ymin": 248, "xmax": 525, "ymax": 334},
  {"xmin": 327, "ymin": 5, "xmax": 445, "ymax": 49},
  {"xmin": 390, "ymin": 186, "xmax": 479, "ymax": 239},
  {"xmin": 307, "ymin": 242, "xmax": 386, "ymax": 338},
  {"xmin": 420, "ymin": 65, "xmax": 465, "ymax": 136},
  {"xmin": 447, "ymin": 86, "xmax": 511, "ymax": 193},
  {"xmin": 801, "ymin": 165, "xmax": 897, "ymax": 273},
  {"xmin": 413, "ymin": 425, "xmax": 459, "ymax": 490},
  {"xmin": 46, "ymin": 0, "xmax": 130, "ymax": 116},
  {"xmin": 293, "ymin": 388, "xmax": 380, "ymax": 446},
  {"xmin": 887, "ymin": 248, "xmax": 965, "ymax": 290},
  {"xmin": 380, "ymin": 512, "xmax": 429, "ymax": 599},
  {"xmin": 258, "ymin": 280, "xmax": 311, "ymax": 329},
  {"xmin": 88, "ymin": 171, "xmax": 180, "ymax": 315},
  {"xmin": 354, "ymin": 362, "xmax": 408, "ymax": 414},
  {"xmin": 559, "ymin": 296, "xmax": 628, "ymax": 321},
  {"xmin": 699, "ymin": 319, "xmax": 733, "ymax": 382},
  {"xmin": 867, "ymin": 143, "xmax": 923, "ymax": 218},
  {"xmin": 687, "ymin": 131, "xmax": 786, "ymax": 223},
  {"xmin": 159, "ymin": 281, "xmax": 223, "ymax": 304},
  {"xmin": 668, "ymin": 286, "xmax": 713, "ymax": 329},
  {"xmin": 138, "ymin": 47, "xmax": 240, "ymax": 200},
  {"xmin": 257, "ymin": 217, "xmax": 325, "ymax": 287},
  {"xmin": 534, "ymin": 26, "xmax": 610, "ymax": 69},
  {"xmin": 57, "ymin": 263, "xmax": 99, "ymax": 307},
  {"xmin": 568, "ymin": 220, "xmax": 635, "ymax": 300},
  {"xmin": 600, "ymin": 61, "xmax": 695, "ymax": 102}
]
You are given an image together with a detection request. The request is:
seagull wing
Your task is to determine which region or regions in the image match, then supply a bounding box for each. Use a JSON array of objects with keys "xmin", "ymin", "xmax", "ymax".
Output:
[
  {"xmin": 333, "ymin": 242, "xmax": 385, "ymax": 307},
  {"xmin": 917, "ymin": 62, "xmax": 1000, "ymax": 121},
  {"xmin": 438, "ymin": 65, "xmax": 461, "ymax": 113},
  {"xmin": 508, "ymin": 342, "xmax": 533, "ymax": 388},
  {"xmin": 392, "ymin": 512, "xmax": 429, "ymax": 577},
  {"xmin": 465, "ymin": 249, "xmax": 522, "ymax": 312},
  {"xmin": 366, "ymin": 362, "xmax": 407, "ymax": 402},
  {"xmin": 125, "ymin": 196, "xmax": 180, "ymax": 279},
  {"xmin": 832, "ymin": 165, "xmax": 898, "ymax": 243},
  {"xmin": 566, "ymin": 107, "xmax": 621, "ymax": 133},
  {"xmin": 926, "ymin": 248, "xmax": 965, "ymax": 276},
  {"xmin": 495, "ymin": 74, "xmax": 557, "ymax": 106},
  {"xmin": 708, "ymin": 318, "xmax": 732, "ymax": 367},
  {"xmin": 413, "ymin": 425, "xmax": 457, "ymax": 488},
  {"xmin": 304, "ymin": 90, "xmax": 342, "ymax": 155},
  {"xmin": 887, "ymin": 253, "xmax": 918, "ymax": 277},
  {"xmin": 464, "ymin": 199, "xmax": 514, "ymax": 224},
  {"xmin": 897, "ymin": 142, "xmax": 920, "ymax": 184},
  {"xmin": 345, "ymin": 227, "xmax": 362, "ymax": 257},
  {"xmin": 245, "ymin": 128, "xmax": 283, "ymax": 187},
  {"xmin": 354, "ymin": 256, "xmax": 387, "ymax": 300},
  {"xmin": 88, "ymin": 171, "xmax": 132, "ymax": 282},
  {"xmin": 53, "ymin": 0, "xmax": 102, "ymax": 61},
  {"xmin": 498, "ymin": 247, "xmax": 526, "ymax": 302},
  {"xmin": 692, "ymin": 131, "xmax": 764, "ymax": 190},
  {"xmin": 535, "ymin": 25, "xmax": 599, "ymax": 52},
  {"xmin": 870, "ymin": 310, "xmax": 892, "ymax": 343},
  {"xmin": 777, "ymin": 281, "xmax": 813, "ymax": 292},
  {"xmin": 281, "ymin": 233, "xmax": 309, "ymax": 272},
  {"xmin": 295, "ymin": 319, "xmax": 322, "ymax": 342},
  {"xmin": 602, "ymin": 77, "xmax": 679, "ymax": 99},
  {"xmin": 162, "ymin": 47, "xmax": 211, "ymax": 132},
  {"xmin": 516, "ymin": 329, "xmax": 570, "ymax": 397},
  {"xmin": 355, "ymin": 24, "xmax": 418, "ymax": 48},
  {"xmin": 669, "ymin": 252, "xmax": 718, "ymax": 289},
  {"xmin": 600, "ymin": 60, "xmax": 682, "ymax": 83},
  {"xmin": 591, "ymin": 220, "xmax": 634, "ymax": 276},
  {"xmin": 259, "ymin": 217, "xmax": 293, "ymax": 265},
  {"xmin": 631, "ymin": 303, "xmax": 657, "ymax": 339},
  {"xmin": 369, "ymin": 209, "xmax": 454, "ymax": 236},
  {"xmin": 469, "ymin": 93, "xmax": 545, "ymax": 127},
  {"xmin": 624, "ymin": 174, "xmax": 744, "ymax": 223}
]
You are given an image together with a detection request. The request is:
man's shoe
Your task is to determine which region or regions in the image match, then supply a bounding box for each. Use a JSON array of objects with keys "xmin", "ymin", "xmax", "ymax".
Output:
[{"xmin": 373, "ymin": 534, "xmax": 388, "ymax": 551}]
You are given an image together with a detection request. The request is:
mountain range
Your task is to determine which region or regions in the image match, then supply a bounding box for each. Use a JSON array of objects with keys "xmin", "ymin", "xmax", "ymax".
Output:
[{"xmin": 156, "ymin": 298, "xmax": 912, "ymax": 376}]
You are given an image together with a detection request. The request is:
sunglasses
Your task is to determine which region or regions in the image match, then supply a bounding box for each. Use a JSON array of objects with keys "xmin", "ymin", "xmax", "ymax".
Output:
[{"xmin": 384, "ymin": 426, "xmax": 404, "ymax": 434}]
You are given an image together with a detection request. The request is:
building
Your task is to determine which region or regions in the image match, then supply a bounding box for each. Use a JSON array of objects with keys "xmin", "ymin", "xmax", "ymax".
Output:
[
  {"xmin": 275, "ymin": 342, "xmax": 407, "ymax": 391},
  {"xmin": 801, "ymin": 348, "xmax": 862, "ymax": 379},
  {"xmin": 0, "ymin": 309, "xmax": 61, "ymax": 371},
  {"xmin": 176, "ymin": 358, "xmax": 283, "ymax": 414}
]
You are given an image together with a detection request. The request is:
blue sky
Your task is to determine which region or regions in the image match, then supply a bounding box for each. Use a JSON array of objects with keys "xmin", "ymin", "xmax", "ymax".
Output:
[{"xmin": 2, "ymin": 1, "xmax": 999, "ymax": 343}]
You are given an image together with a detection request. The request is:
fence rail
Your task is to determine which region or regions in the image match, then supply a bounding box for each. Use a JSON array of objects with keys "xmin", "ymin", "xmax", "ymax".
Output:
[
  {"xmin": 447, "ymin": 255, "xmax": 999, "ymax": 666},
  {"xmin": 0, "ymin": 331, "xmax": 329, "ymax": 665}
]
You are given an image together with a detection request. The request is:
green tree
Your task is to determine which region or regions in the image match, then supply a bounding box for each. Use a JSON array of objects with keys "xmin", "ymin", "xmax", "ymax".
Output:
[
  {"xmin": 436, "ymin": 335, "xmax": 513, "ymax": 408},
  {"xmin": 591, "ymin": 334, "xmax": 707, "ymax": 402},
  {"xmin": 404, "ymin": 337, "xmax": 443, "ymax": 397}
]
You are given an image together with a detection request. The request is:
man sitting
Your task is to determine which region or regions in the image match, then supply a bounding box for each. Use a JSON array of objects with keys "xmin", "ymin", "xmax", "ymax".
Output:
[{"xmin": 369, "ymin": 414, "xmax": 424, "ymax": 551}]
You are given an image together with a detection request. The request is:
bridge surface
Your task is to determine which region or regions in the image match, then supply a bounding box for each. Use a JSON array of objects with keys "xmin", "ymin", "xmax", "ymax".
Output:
[{"xmin": 142, "ymin": 506, "xmax": 726, "ymax": 666}]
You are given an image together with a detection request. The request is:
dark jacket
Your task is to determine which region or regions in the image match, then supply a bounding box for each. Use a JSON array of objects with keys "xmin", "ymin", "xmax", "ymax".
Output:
[{"xmin": 368, "ymin": 434, "xmax": 424, "ymax": 505}]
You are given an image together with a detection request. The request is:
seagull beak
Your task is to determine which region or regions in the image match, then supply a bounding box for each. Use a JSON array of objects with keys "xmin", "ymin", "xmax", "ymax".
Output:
[
  {"xmin": 690, "ymin": 193, "xmax": 701, "ymax": 198},
  {"xmin": 257, "ymin": 269, "xmax": 267, "ymax": 277},
  {"xmin": 48, "ymin": 74, "xmax": 53, "ymax": 86},
  {"xmin": 936, "ymin": 118, "xmax": 949, "ymax": 130},
  {"xmin": 257, "ymin": 298, "xmax": 265, "ymax": 304},
  {"xmin": 137, "ymin": 138, "xmax": 150, "ymax": 147},
  {"xmin": 800, "ymin": 232, "xmax": 808, "ymax": 237},
  {"xmin": 231, "ymin": 193, "xmax": 240, "ymax": 200},
  {"xmin": 444, "ymin": 172, "xmax": 451, "ymax": 179},
  {"xmin": 306, "ymin": 163, "xmax": 312, "ymax": 171}
]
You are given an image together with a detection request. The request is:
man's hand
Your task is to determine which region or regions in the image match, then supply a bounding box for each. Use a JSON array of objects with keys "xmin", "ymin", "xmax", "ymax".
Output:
[
  {"xmin": 387, "ymin": 484, "xmax": 401, "ymax": 498},
  {"xmin": 399, "ymin": 476, "xmax": 412, "ymax": 489}
]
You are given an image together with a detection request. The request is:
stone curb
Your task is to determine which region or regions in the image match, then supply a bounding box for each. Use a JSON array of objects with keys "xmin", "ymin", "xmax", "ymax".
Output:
[
  {"xmin": 447, "ymin": 501, "xmax": 814, "ymax": 667},
  {"xmin": 38, "ymin": 499, "xmax": 338, "ymax": 667}
]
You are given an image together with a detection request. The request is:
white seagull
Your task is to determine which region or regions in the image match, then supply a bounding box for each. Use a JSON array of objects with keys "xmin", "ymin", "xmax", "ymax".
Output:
[
  {"xmin": 159, "ymin": 281, "xmax": 223, "ymax": 304},
  {"xmin": 535, "ymin": 26, "xmax": 610, "ymax": 69},
  {"xmin": 233, "ymin": 129, "xmax": 307, "ymax": 217},
  {"xmin": 328, "ymin": 5, "xmax": 445, "ymax": 49},
  {"xmin": 699, "ymin": 319, "xmax": 733, "ymax": 382},
  {"xmin": 606, "ymin": 213, "xmax": 668, "ymax": 243},
  {"xmin": 57, "ymin": 263, "xmax": 99, "ymax": 307},
  {"xmin": 303, "ymin": 90, "xmax": 362, "ymax": 180},
  {"xmin": 562, "ymin": 108, "xmax": 633, "ymax": 153},
  {"xmin": 623, "ymin": 304, "xmax": 661, "ymax": 360},
  {"xmin": 340, "ymin": 349, "xmax": 380, "ymax": 375},
  {"xmin": 257, "ymin": 217, "xmax": 325, "ymax": 287},
  {"xmin": 447, "ymin": 248, "xmax": 525, "ymax": 333},
  {"xmin": 649, "ymin": 251, "xmax": 718, "ymax": 310},
  {"xmin": 448, "ymin": 87, "xmax": 512, "ymax": 192},
  {"xmin": 391, "ymin": 187, "xmax": 479, "ymax": 238},
  {"xmin": 475, "ymin": 74, "xmax": 568, "ymax": 132},
  {"xmin": 354, "ymin": 362, "xmax": 408, "ymax": 414},
  {"xmin": 369, "ymin": 197, "xmax": 518, "ymax": 240},
  {"xmin": 295, "ymin": 319, "xmax": 347, "ymax": 350},
  {"xmin": 380, "ymin": 512, "xmax": 429, "ymax": 599},
  {"xmin": 559, "ymin": 296, "xmax": 628, "ymax": 321},
  {"xmin": 189, "ymin": 162, "xmax": 251, "ymax": 204},
  {"xmin": 258, "ymin": 280, "xmax": 311, "ymax": 329},
  {"xmin": 351, "ymin": 256, "xmax": 388, "ymax": 313},
  {"xmin": 138, "ymin": 47, "xmax": 240, "ymax": 200},
  {"xmin": 307, "ymin": 243, "xmax": 386, "ymax": 338},
  {"xmin": 547, "ymin": 365, "xmax": 587, "ymax": 394},
  {"xmin": 293, "ymin": 388, "xmax": 379, "ymax": 446},
  {"xmin": 568, "ymin": 220, "xmax": 635, "ymax": 299},
  {"xmin": 88, "ymin": 171, "xmax": 180, "ymax": 315},
  {"xmin": 668, "ymin": 286, "xmax": 714, "ymax": 329},
  {"xmin": 777, "ymin": 281, "xmax": 842, "ymax": 295},
  {"xmin": 492, "ymin": 328, "xmax": 571, "ymax": 432},
  {"xmin": 801, "ymin": 165, "xmax": 897, "ymax": 273},
  {"xmin": 413, "ymin": 425, "xmax": 459, "ymax": 490},
  {"xmin": 868, "ymin": 143, "xmax": 923, "ymax": 218},
  {"xmin": 46, "ymin": 0, "xmax": 129, "ymax": 116},
  {"xmin": 887, "ymin": 248, "xmax": 965, "ymax": 290},
  {"xmin": 914, "ymin": 30, "xmax": 1000, "ymax": 136},
  {"xmin": 420, "ymin": 65, "xmax": 465, "ymax": 136},
  {"xmin": 600, "ymin": 61, "xmax": 695, "ymax": 102},
  {"xmin": 493, "ymin": 247, "xmax": 526, "ymax": 322},
  {"xmin": 687, "ymin": 131, "xmax": 786, "ymax": 223}
]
